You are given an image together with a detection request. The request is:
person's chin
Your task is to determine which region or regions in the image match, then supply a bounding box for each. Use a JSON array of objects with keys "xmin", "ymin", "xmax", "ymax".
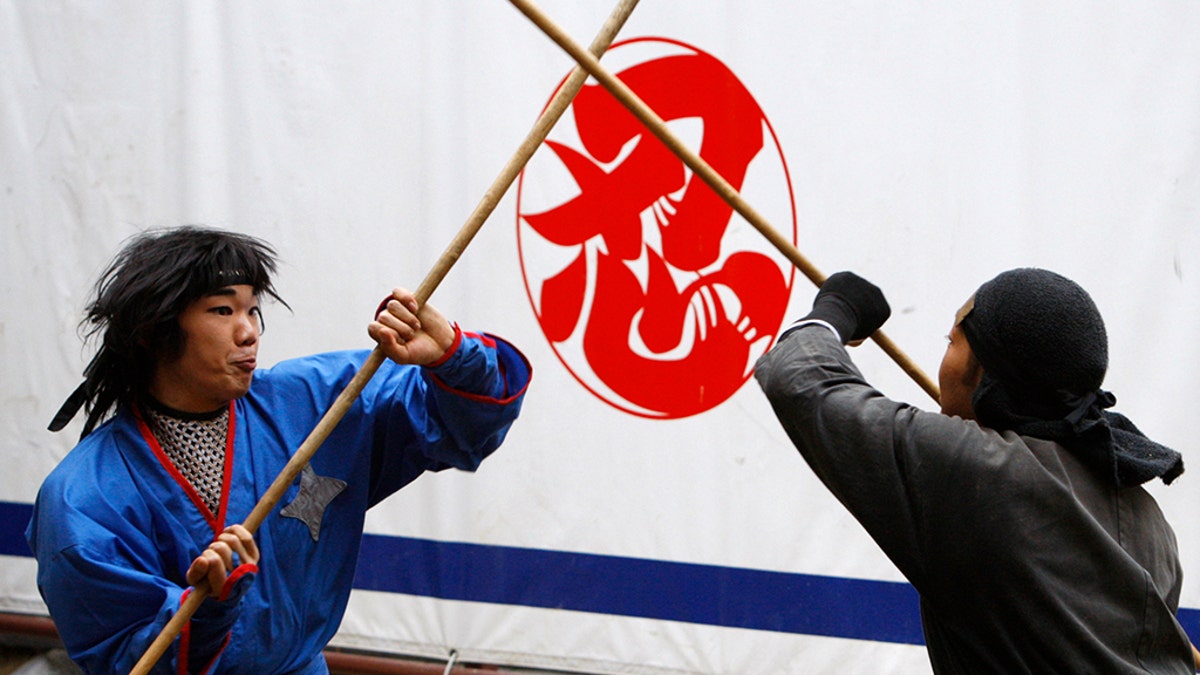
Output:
[{"xmin": 227, "ymin": 376, "xmax": 253, "ymax": 400}]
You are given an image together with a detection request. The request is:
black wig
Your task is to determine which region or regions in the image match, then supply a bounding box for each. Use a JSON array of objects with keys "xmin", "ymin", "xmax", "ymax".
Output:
[{"xmin": 51, "ymin": 226, "xmax": 288, "ymax": 437}]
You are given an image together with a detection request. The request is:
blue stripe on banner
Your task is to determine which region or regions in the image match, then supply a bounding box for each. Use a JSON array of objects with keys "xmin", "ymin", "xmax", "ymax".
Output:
[
  {"xmin": 1, "ymin": 501, "xmax": 34, "ymax": 557},
  {"xmin": 1185, "ymin": 608, "xmax": 1200, "ymax": 646},
  {"xmin": 354, "ymin": 532, "xmax": 924, "ymax": 643},
  {"xmin": 3, "ymin": 501, "xmax": 1197, "ymax": 648}
]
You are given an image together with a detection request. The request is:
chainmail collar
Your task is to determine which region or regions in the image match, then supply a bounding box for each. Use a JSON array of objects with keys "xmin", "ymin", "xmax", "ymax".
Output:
[{"xmin": 141, "ymin": 397, "xmax": 230, "ymax": 514}]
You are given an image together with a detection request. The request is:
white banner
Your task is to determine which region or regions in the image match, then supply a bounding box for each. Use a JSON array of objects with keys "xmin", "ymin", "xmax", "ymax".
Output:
[{"xmin": 3, "ymin": 2, "xmax": 1198, "ymax": 673}]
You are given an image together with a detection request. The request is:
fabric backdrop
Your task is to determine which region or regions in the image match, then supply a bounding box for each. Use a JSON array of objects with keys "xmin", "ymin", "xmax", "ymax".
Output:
[{"xmin": 2, "ymin": 2, "xmax": 1198, "ymax": 673}]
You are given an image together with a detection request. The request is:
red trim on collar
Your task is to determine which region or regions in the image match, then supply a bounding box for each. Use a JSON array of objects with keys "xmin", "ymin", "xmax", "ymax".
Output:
[
  {"xmin": 134, "ymin": 401, "xmax": 236, "ymax": 537},
  {"xmin": 215, "ymin": 402, "xmax": 236, "ymax": 533}
]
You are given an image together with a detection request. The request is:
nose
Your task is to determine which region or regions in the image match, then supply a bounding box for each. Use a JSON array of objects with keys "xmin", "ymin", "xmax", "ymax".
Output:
[{"xmin": 236, "ymin": 312, "xmax": 260, "ymax": 345}]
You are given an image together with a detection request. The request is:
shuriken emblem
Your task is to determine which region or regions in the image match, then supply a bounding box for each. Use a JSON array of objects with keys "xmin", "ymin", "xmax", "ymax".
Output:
[{"xmin": 280, "ymin": 464, "xmax": 347, "ymax": 541}]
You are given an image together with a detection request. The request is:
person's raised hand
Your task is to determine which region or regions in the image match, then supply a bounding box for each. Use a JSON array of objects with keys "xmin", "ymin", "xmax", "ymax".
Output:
[
  {"xmin": 802, "ymin": 271, "xmax": 891, "ymax": 345},
  {"xmin": 368, "ymin": 287, "xmax": 456, "ymax": 366}
]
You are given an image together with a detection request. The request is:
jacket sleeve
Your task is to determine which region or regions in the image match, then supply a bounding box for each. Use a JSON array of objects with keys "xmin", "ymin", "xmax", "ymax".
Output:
[
  {"xmin": 27, "ymin": 466, "xmax": 251, "ymax": 674},
  {"xmin": 753, "ymin": 324, "xmax": 990, "ymax": 589},
  {"xmin": 365, "ymin": 329, "xmax": 532, "ymax": 506},
  {"xmin": 182, "ymin": 565, "xmax": 257, "ymax": 673},
  {"xmin": 30, "ymin": 517, "xmax": 248, "ymax": 673}
]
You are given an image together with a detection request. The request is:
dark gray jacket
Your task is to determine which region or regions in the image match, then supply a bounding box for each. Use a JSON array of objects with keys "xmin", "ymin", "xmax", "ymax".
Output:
[{"xmin": 755, "ymin": 325, "xmax": 1193, "ymax": 674}]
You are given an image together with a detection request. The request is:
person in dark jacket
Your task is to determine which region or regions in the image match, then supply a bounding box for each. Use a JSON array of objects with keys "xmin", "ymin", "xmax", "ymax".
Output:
[{"xmin": 755, "ymin": 268, "xmax": 1197, "ymax": 673}]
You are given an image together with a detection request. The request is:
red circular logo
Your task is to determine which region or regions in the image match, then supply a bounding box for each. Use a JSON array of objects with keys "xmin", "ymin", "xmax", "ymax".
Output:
[{"xmin": 517, "ymin": 38, "xmax": 797, "ymax": 419}]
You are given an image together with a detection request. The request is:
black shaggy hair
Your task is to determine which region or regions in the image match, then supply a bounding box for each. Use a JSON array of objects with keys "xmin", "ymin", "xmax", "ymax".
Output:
[{"xmin": 53, "ymin": 226, "xmax": 288, "ymax": 437}]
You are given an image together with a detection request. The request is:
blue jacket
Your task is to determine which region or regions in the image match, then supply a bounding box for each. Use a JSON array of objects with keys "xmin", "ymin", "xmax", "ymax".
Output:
[{"xmin": 28, "ymin": 330, "xmax": 531, "ymax": 673}]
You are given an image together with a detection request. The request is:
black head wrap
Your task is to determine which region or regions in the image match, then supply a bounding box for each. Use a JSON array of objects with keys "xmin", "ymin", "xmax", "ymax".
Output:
[
  {"xmin": 958, "ymin": 268, "xmax": 1182, "ymax": 487},
  {"xmin": 49, "ymin": 226, "xmax": 289, "ymax": 438}
]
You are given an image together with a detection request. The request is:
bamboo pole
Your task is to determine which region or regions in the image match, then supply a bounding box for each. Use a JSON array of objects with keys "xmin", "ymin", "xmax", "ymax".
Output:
[
  {"xmin": 128, "ymin": 2, "xmax": 641, "ymax": 672},
  {"xmin": 506, "ymin": 0, "xmax": 941, "ymax": 404}
]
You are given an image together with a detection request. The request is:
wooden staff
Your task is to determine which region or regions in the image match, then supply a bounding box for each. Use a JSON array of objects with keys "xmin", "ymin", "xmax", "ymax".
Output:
[
  {"xmin": 507, "ymin": 0, "xmax": 941, "ymax": 403},
  {"xmin": 129, "ymin": 2, "xmax": 640, "ymax": 672}
]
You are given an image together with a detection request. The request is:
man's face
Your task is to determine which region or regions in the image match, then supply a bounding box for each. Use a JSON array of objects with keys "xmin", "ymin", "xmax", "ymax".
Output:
[
  {"xmin": 150, "ymin": 284, "xmax": 261, "ymax": 412},
  {"xmin": 938, "ymin": 297, "xmax": 983, "ymax": 420}
]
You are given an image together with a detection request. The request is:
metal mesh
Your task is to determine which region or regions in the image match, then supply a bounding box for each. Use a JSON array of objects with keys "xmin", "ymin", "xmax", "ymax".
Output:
[{"xmin": 145, "ymin": 407, "xmax": 228, "ymax": 514}]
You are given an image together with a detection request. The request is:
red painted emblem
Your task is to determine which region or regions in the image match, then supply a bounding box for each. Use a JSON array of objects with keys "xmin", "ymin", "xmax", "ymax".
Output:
[{"xmin": 517, "ymin": 38, "xmax": 797, "ymax": 418}]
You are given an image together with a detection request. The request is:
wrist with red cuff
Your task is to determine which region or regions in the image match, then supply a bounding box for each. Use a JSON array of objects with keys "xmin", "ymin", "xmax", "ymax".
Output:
[{"xmin": 181, "ymin": 563, "xmax": 257, "ymax": 673}]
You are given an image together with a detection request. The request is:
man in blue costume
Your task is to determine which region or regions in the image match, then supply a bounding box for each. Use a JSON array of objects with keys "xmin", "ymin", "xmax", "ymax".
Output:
[
  {"xmin": 756, "ymin": 269, "xmax": 1198, "ymax": 673},
  {"xmin": 27, "ymin": 226, "xmax": 532, "ymax": 673}
]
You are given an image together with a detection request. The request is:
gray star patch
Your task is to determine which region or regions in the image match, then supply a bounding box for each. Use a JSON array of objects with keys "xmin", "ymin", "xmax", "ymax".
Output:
[{"xmin": 280, "ymin": 464, "xmax": 347, "ymax": 542}]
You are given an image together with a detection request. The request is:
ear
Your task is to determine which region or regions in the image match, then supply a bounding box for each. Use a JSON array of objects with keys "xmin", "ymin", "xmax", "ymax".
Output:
[
  {"xmin": 967, "ymin": 354, "xmax": 985, "ymax": 390},
  {"xmin": 964, "ymin": 350, "xmax": 986, "ymax": 416}
]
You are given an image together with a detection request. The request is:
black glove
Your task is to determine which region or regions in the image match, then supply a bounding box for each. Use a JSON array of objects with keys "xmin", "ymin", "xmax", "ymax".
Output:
[{"xmin": 801, "ymin": 271, "xmax": 891, "ymax": 343}]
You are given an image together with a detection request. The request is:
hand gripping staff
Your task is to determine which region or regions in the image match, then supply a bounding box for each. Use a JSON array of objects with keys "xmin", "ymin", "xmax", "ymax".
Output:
[
  {"xmin": 506, "ymin": 0, "xmax": 941, "ymax": 404},
  {"xmin": 128, "ymin": 1, "xmax": 641, "ymax": 672}
]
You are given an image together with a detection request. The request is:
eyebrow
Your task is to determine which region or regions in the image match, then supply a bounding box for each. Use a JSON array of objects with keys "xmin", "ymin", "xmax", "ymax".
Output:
[{"xmin": 203, "ymin": 286, "xmax": 259, "ymax": 299}]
